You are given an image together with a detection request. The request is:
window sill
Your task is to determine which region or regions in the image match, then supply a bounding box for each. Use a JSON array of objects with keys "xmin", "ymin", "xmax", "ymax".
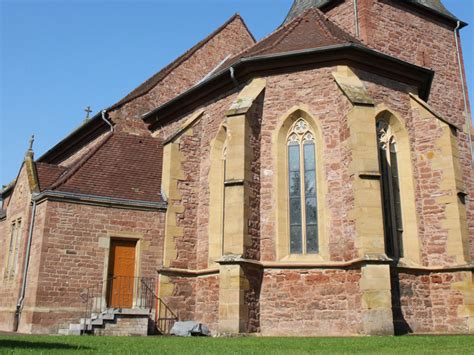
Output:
[{"xmin": 280, "ymin": 253, "xmax": 326, "ymax": 263}]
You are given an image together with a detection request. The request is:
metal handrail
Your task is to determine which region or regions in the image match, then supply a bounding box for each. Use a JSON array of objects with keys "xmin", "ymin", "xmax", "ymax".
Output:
[
  {"xmin": 79, "ymin": 275, "xmax": 178, "ymax": 335},
  {"xmin": 139, "ymin": 278, "xmax": 178, "ymax": 335}
]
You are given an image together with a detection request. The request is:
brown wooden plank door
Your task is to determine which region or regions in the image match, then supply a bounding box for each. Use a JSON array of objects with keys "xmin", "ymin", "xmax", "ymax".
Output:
[{"xmin": 107, "ymin": 239, "xmax": 137, "ymax": 308}]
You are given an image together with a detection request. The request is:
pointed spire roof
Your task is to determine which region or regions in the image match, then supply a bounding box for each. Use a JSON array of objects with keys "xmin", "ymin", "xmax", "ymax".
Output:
[
  {"xmin": 284, "ymin": 0, "xmax": 332, "ymax": 24},
  {"xmin": 283, "ymin": 0, "xmax": 462, "ymax": 25},
  {"xmin": 218, "ymin": 8, "xmax": 359, "ymax": 70}
]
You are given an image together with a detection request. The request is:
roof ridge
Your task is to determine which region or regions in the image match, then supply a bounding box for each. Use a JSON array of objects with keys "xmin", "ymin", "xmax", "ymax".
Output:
[
  {"xmin": 217, "ymin": 10, "xmax": 305, "ymax": 66},
  {"xmin": 313, "ymin": 9, "xmax": 338, "ymax": 41},
  {"xmin": 50, "ymin": 133, "xmax": 114, "ymax": 191},
  {"xmin": 250, "ymin": 14, "xmax": 305, "ymax": 57},
  {"xmin": 108, "ymin": 13, "xmax": 254, "ymax": 111}
]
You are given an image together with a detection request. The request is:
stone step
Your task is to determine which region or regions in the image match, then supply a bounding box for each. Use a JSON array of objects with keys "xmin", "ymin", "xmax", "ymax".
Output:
[
  {"xmin": 58, "ymin": 328, "xmax": 82, "ymax": 336},
  {"xmin": 69, "ymin": 323, "xmax": 83, "ymax": 331}
]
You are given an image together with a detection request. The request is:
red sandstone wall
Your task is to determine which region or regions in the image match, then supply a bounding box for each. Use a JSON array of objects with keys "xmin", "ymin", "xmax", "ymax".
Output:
[
  {"xmin": 331, "ymin": 0, "xmax": 474, "ymax": 255},
  {"xmin": 194, "ymin": 275, "xmax": 219, "ymax": 330},
  {"xmin": 259, "ymin": 68, "xmax": 355, "ymax": 261},
  {"xmin": 45, "ymin": 15, "xmax": 254, "ymax": 170},
  {"xmin": 0, "ymin": 166, "xmax": 33, "ymax": 332},
  {"xmin": 325, "ymin": 0, "xmax": 357, "ymax": 36},
  {"xmin": 58, "ymin": 131, "xmax": 110, "ymax": 168},
  {"xmin": 110, "ymin": 16, "xmax": 255, "ymax": 122},
  {"xmin": 246, "ymin": 95, "xmax": 263, "ymax": 261},
  {"xmin": 17, "ymin": 201, "xmax": 165, "ymax": 333},
  {"xmin": 398, "ymin": 271, "xmax": 468, "ymax": 333},
  {"xmin": 153, "ymin": 62, "xmax": 472, "ymax": 333},
  {"xmin": 260, "ymin": 269, "xmax": 362, "ymax": 336}
]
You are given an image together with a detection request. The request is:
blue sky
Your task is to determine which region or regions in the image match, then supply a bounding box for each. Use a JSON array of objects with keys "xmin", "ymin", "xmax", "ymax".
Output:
[{"xmin": 1, "ymin": 0, "xmax": 473, "ymax": 186}]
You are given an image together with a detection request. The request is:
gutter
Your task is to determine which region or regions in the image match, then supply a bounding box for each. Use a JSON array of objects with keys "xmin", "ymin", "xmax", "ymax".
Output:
[
  {"xmin": 33, "ymin": 190, "xmax": 167, "ymax": 211},
  {"xmin": 142, "ymin": 43, "xmax": 434, "ymax": 127},
  {"xmin": 454, "ymin": 21, "xmax": 473, "ymax": 161},
  {"xmin": 14, "ymin": 196, "xmax": 37, "ymax": 332}
]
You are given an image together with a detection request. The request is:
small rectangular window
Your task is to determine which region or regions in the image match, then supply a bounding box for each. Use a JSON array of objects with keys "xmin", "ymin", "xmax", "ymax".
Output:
[{"xmin": 5, "ymin": 219, "xmax": 21, "ymax": 279}]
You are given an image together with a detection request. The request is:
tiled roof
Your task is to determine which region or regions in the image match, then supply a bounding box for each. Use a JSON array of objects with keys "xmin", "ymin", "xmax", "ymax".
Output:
[
  {"xmin": 405, "ymin": 0, "xmax": 459, "ymax": 21},
  {"xmin": 35, "ymin": 163, "xmax": 67, "ymax": 191},
  {"xmin": 108, "ymin": 14, "xmax": 254, "ymax": 112},
  {"xmin": 36, "ymin": 132, "xmax": 164, "ymax": 203},
  {"xmin": 219, "ymin": 8, "xmax": 358, "ymax": 70}
]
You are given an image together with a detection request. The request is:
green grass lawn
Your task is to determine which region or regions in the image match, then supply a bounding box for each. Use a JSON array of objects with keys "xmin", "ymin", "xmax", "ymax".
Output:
[{"xmin": 0, "ymin": 335, "xmax": 473, "ymax": 354}]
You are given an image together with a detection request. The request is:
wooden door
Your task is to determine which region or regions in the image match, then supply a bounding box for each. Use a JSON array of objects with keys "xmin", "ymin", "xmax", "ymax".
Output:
[{"xmin": 108, "ymin": 239, "xmax": 136, "ymax": 308}]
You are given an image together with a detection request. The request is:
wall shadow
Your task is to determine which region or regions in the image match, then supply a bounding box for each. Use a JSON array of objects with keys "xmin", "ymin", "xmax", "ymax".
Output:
[
  {"xmin": 0, "ymin": 339, "xmax": 91, "ymax": 351},
  {"xmin": 390, "ymin": 266, "xmax": 413, "ymax": 336}
]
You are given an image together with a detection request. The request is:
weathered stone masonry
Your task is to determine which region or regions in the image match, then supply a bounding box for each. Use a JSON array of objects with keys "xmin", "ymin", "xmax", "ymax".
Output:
[{"xmin": 1, "ymin": 0, "xmax": 473, "ymax": 336}]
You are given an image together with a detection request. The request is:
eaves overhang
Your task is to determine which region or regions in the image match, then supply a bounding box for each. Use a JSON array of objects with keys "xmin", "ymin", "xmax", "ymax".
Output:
[
  {"xmin": 1, "ymin": 180, "xmax": 16, "ymax": 199},
  {"xmin": 34, "ymin": 190, "xmax": 167, "ymax": 212},
  {"xmin": 143, "ymin": 43, "xmax": 434, "ymax": 129},
  {"xmin": 37, "ymin": 115, "xmax": 109, "ymax": 165}
]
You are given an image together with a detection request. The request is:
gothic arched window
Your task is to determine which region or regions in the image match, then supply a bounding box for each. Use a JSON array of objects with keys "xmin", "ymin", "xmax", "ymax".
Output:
[
  {"xmin": 377, "ymin": 120, "xmax": 404, "ymax": 259},
  {"xmin": 287, "ymin": 119, "xmax": 318, "ymax": 254}
]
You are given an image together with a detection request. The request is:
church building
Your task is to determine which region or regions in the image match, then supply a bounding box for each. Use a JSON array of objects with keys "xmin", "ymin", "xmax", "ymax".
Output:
[{"xmin": 1, "ymin": 0, "xmax": 473, "ymax": 336}]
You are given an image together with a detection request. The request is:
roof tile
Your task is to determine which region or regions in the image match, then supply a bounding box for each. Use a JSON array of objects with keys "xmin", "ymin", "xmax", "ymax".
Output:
[{"xmin": 40, "ymin": 133, "xmax": 164, "ymax": 203}]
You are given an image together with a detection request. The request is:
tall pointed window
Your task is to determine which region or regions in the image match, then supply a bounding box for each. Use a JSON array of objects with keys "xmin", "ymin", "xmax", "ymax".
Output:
[
  {"xmin": 377, "ymin": 120, "xmax": 404, "ymax": 259},
  {"xmin": 287, "ymin": 119, "xmax": 318, "ymax": 254}
]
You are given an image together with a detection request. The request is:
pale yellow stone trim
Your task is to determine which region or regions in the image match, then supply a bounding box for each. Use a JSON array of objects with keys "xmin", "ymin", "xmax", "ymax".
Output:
[
  {"xmin": 347, "ymin": 104, "xmax": 386, "ymax": 258},
  {"xmin": 218, "ymin": 264, "xmax": 249, "ymax": 333},
  {"xmin": 227, "ymin": 78, "xmax": 266, "ymax": 116},
  {"xmin": 163, "ymin": 109, "xmax": 205, "ymax": 145},
  {"xmin": 208, "ymin": 124, "xmax": 228, "ymax": 266},
  {"xmin": 332, "ymin": 66, "xmax": 374, "ymax": 105},
  {"xmin": 452, "ymin": 271, "xmax": 474, "ymax": 334},
  {"xmin": 409, "ymin": 97, "xmax": 470, "ymax": 264},
  {"xmin": 360, "ymin": 264, "xmax": 394, "ymax": 335},
  {"xmin": 273, "ymin": 105, "xmax": 329, "ymax": 261},
  {"xmin": 25, "ymin": 156, "xmax": 39, "ymax": 193},
  {"xmin": 162, "ymin": 141, "xmax": 185, "ymax": 267},
  {"xmin": 374, "ymin": 105, "xmax": 422, "ymax": 264}
]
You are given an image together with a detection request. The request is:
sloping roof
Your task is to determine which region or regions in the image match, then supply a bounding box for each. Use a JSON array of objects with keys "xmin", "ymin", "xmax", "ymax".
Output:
[
  {"xmin": 219, "ymin": 8, "xmax": 359, "ymax": 70},
  {"xmin": 36, "ymin": 163, "xmax": 67, "ymax": 191},
  {"xmin": 37, "ymin": 132, "xmax": 164, "ymax": 203},
  {"xmin": 405, "ymin": 0, "xmax": 459, "ymax": 21},
  {"xmin": 283, "ymin": 0, "xmax": 462, "ymax": 25},
  {"xmin": 108, "ymin": 13, "xmax": 255, "ymax": 112}
]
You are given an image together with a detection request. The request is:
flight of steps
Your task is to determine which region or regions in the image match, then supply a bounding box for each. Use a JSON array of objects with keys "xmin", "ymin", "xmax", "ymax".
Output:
[{"xmin": 58, "ymin": 308, "xmax": 152, "ymax": 336}]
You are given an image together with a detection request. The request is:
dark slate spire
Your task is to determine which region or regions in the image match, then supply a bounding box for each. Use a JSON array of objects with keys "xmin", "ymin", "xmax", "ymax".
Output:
[
  {"xmin": 283, "ymin": 0, "xmax": 332, "ymax": 24},
  {"xmin": 405, "ymin": 0, "xmax": 459, "ymax": 21},
  {"xmin": 283, "ymin": 0, "xmax": 461, "ymax": 25}
]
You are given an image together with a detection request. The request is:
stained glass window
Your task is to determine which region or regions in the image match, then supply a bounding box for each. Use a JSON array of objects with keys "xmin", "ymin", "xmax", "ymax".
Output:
[{"xmin": 287, "ymin": 119, "xmax": 318, "ymax": 254}]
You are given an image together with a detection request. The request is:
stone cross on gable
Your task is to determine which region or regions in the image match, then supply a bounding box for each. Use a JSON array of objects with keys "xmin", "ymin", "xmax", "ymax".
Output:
[
  {"xmin": 28, "ymin": 134, "xmax": 35, "ymax": 151},
  {"xmin": 84, "ymin": 106, "xmax": 93, "ymax": 120}
]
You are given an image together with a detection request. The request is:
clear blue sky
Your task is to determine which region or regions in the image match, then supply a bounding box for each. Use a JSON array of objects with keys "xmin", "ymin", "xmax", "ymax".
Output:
[{"xmin": 1, "ymin": 0, "xmax": 473, "ymax": 186}]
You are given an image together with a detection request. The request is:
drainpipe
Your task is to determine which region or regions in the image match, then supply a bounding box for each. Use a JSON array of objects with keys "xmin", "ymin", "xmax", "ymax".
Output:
[
  {"xmin": 14, "ymin": 197, "xmax": 37, "ymax": 332},
  {"xmin": 354, "ymin": 0, "xmax": 360, "ymax": 38},
  {"xmin": 230, "ymin": 66, "xmax": 239, "ymax": 87},
  {"xmin": 454, "ymin": 21, "xmax": 473, "ymax": 161},
  {"xmin": 101, "ymin": 110, "xmax": 114, "ymax": 133}
]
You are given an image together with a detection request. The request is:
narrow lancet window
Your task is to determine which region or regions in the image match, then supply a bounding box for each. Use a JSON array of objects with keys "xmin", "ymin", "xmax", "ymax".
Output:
[
  {"xmin": 377, "ymin": 120, "xmax": 404, "ymax": 259},
  {"xmin": 287, "ymin": 119, "xmax": 318, "ymax": 254}
]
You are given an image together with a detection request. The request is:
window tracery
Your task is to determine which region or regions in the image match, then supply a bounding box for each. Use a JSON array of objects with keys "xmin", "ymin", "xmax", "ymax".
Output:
[{"xmin": 287, "ymin": 118, "xmax": 318, "ymax": 254}]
